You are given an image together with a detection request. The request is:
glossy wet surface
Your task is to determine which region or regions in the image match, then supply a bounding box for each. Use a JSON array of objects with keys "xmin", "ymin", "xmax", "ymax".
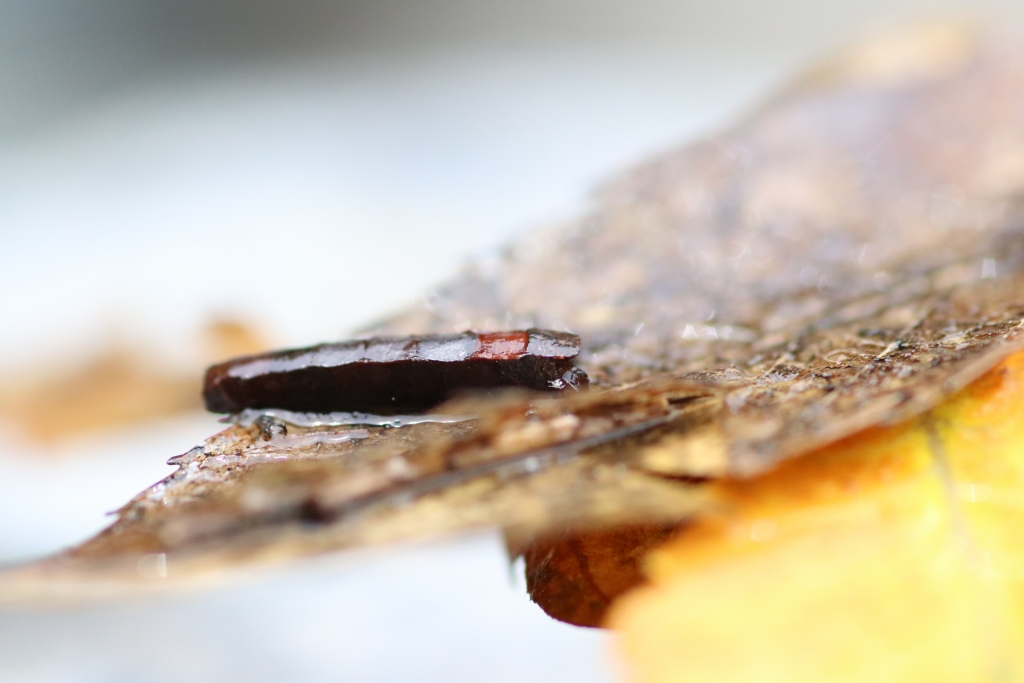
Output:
[{"xmin": 203, "ymin": 330, "xmax": 587, "ymax": 414}]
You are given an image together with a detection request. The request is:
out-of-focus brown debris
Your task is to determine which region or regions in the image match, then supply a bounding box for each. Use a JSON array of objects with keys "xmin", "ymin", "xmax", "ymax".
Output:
[
  {"xmin": 0, "ymin": 347, "xmax": 198, "ymax": 444},
  {"xmin": 5, "ymin": 25, "xmax": 1024, "ymax": 602},
  {"xmin": 514, "ymin": 522, "xmax": 684, "ymax": 628},
  {"xmin": 203, "ymin": 318, "xmax": 269, "ymax": 362},
  {"xmin": 0, "ymin": 319, "xmax": 267, "ymax": 445}
]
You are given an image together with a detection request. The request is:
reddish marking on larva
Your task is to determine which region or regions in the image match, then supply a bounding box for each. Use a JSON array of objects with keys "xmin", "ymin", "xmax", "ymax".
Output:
[{"xmin": 471, "ymin": 331, "xmax": 530, "ymax": 360}]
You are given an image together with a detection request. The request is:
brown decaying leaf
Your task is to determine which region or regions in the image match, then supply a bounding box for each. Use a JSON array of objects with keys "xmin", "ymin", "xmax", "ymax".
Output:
[
  {"xmin": 374, "ymin": 23, "xmax": 1024, "ymax": 475},
  {"xmin": 4, "ymin": 24, "xmax": 1024, "ymax": 600}
]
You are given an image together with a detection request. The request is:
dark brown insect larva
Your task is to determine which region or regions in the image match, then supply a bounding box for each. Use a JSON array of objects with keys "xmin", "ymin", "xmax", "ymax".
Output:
[{"xmin": 202, "ymin": 329, "xmax": 589, "ymax": 414}]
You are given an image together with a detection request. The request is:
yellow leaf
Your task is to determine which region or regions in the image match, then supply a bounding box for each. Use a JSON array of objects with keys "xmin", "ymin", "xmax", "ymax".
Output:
[{"xmin": 609, "ymin": 349, "xmax": 1024, "ymax": 682}]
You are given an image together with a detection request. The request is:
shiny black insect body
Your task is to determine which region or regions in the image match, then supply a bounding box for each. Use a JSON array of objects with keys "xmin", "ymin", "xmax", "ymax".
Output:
[{"xmin": 203, "ymin": 329, "xmax": 589, "ymax": 415}]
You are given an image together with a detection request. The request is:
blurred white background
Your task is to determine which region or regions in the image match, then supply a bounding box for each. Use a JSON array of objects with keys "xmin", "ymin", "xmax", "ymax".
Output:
[{"xmin": 1, "ymin": 1, "xmax": 1021, "ymax": 681}]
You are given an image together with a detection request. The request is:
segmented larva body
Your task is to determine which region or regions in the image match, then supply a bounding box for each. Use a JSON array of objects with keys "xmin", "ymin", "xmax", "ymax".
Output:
[{"xmin": 203, "ymin": 329, "xmax": 589, "ymax": 415}]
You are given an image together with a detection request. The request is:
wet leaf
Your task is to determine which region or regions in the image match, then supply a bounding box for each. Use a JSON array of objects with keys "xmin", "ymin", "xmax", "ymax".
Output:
[
  {"xmin": 0, "ymin": 383, "xmax": 712, "ymax": 600},
  {"xmin": 608, "ymin": 347, "xmax": 1024, "ymax": 682},
  {"xmin": 374, "ymin": 23, "xmax": 1024, "ymax": 476},
  {"xmin": 5, "ymin": 24, "xmax": 1024, "ymax": 603}
]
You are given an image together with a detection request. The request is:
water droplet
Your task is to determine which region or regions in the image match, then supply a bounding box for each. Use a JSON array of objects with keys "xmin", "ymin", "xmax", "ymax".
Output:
[{"xmin": 137, "ymin": 553, "xmax": 167, "ymax": 579}]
